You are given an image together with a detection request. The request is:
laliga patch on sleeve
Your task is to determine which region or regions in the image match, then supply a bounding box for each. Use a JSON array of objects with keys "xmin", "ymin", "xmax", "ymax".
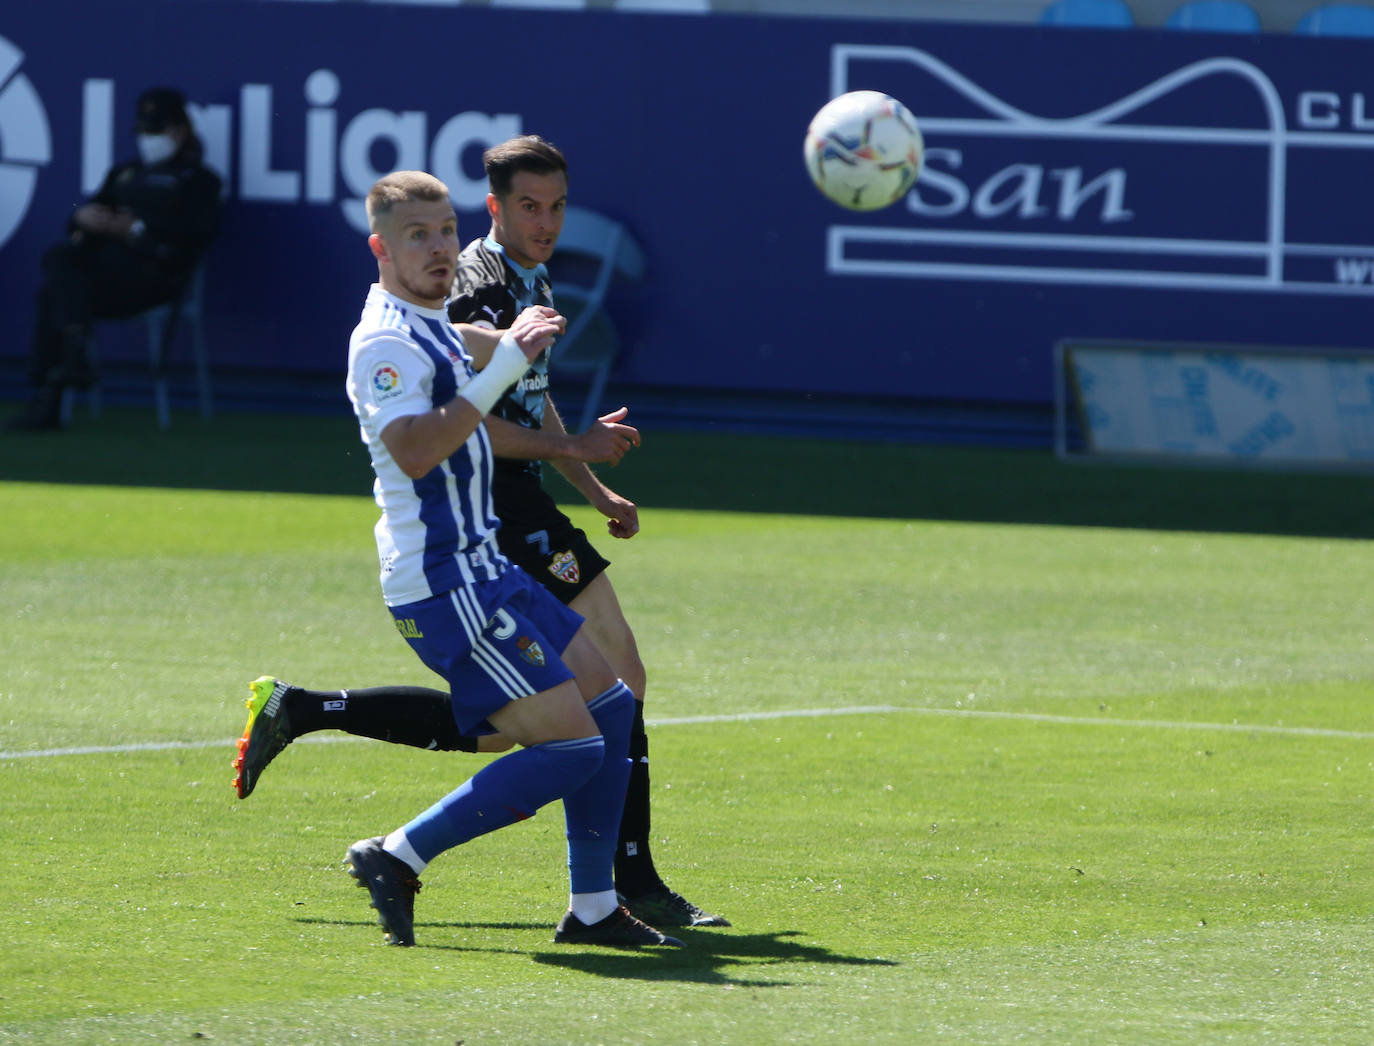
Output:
[{"xmin": 371, "ymin": 362, "xmax": 404, "ymax": 401}]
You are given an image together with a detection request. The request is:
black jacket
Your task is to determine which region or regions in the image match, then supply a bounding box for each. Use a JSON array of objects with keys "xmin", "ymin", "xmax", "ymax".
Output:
[{"xmin": 78, "ymin": 151, "xmax": 222, "ymax": 273}]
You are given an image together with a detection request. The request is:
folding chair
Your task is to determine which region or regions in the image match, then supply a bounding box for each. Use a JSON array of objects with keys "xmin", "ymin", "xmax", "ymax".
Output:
[
  {"xmin": 548, "ymin": 207, "xmax": 646, "ymax": 432},
  {"xmin": 61, "ymin": 262, "xmax": 213, "ymax": 429}
]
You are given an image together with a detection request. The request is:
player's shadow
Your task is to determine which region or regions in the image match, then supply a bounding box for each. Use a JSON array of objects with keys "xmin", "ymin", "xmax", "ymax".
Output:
[
  {"xmin": 298, "ymin": 918, "xmax": 893, "ymax": 986},
  {"xmin": 298, "ymin": 917, "xmax": 551, "ymax": 936},
  {"xmin": 526, "ymin": 928, "xmax": 895, "ymax": 986}
]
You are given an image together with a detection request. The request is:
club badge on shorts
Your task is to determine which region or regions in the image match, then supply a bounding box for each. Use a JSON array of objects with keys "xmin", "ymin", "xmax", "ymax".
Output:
[
  {"xmin": 517, "ymin": 636, "xmax": 546, "ymax": 667},
  {"xmin": 548, "ymin": 550, "xmax": 580, "ymax": 585}
]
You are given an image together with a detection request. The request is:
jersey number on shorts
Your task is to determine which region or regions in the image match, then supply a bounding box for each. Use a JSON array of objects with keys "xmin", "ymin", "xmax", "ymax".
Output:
[{"xmin": 489, "ymin": 608, "xmax": 517, "ymax": 639}]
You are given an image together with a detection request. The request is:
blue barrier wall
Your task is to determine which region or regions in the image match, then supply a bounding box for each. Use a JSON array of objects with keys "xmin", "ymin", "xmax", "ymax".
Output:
[{"xmin": 2, "ymin": 1, "xmax": 1371, "ymax": 414}]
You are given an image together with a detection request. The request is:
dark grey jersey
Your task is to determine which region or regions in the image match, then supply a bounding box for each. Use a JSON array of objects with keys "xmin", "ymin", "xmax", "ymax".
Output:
[
  {"xmin": 447, "ymin": 236, "xmax": 613, "ymax": 600},
  {"xmin": 448, "ymin": 237, "xmax": 555, "ymax": 482}
]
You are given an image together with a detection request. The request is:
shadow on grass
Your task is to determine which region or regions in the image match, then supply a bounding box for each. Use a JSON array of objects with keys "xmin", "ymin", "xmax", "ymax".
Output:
[
  {"xmin": 3, "ymin": 406, "xmax": 1372, "ymax": 538},
  {"xmin": 302, "ymin": 916, "xmax": 893, "ymax": 986},
  {"xmin": 525, "ymin": 929, "xmax": 898, "ymax": 986}
]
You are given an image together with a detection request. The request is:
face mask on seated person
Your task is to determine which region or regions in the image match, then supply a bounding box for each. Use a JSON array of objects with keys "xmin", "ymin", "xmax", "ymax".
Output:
[{"xmin": 137, "ymin": 133, "xmax": 178, "ymax": 166}]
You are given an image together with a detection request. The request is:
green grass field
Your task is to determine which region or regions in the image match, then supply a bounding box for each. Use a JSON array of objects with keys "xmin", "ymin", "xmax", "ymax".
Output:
[{"xmin": 2, "ymin": 409, "xmax": 1371, "ymax": 1044}]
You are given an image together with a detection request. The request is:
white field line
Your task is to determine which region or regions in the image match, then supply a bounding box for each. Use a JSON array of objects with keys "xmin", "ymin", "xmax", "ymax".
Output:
[
  {"xmin": 653, "ymin": 706, "xmax": 1374, "ymax": 739},
  {"xmin": 2, "ymin": 704, "xmax": 1370, "ymax": 761}
]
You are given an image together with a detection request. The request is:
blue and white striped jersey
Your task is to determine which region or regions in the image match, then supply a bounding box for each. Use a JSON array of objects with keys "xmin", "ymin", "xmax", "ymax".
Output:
[{"xmin": 346, "ymin": 284, "xmax": 508, "ymax": 607}]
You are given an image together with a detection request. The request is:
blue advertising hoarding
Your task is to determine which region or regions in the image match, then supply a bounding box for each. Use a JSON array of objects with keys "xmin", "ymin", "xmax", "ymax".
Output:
[{"xmin": 1, "ymin": 2, "xmax": 1371, "ymax": 422}]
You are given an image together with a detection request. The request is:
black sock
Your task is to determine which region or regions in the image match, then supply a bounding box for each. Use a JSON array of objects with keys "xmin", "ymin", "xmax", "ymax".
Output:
[
  {"xmin": 614, "ymin": 700, "xmax": 665, "ymax": 896},
  {"xmin": 287, "ymin": 684, "xmax": 476, "ymax": 752}
]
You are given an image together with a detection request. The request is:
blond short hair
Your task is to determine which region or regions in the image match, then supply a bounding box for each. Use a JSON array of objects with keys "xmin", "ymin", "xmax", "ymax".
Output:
[{"xmin": 365, "ymin": 170, "xmax": 451, "ymax": 233}]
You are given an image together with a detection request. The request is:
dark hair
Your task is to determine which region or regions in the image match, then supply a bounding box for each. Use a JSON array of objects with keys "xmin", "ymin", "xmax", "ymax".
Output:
[
  {"xmin": 136, "ymin": 86, "xmax": 205, "ymax": 164},
  {"xmin": 483, "ymin": 135, "xmax": 568, "ymax": 198},
  {"xmin": 136, "ymin": 87, "xmax": 188, "ymax": 132}
]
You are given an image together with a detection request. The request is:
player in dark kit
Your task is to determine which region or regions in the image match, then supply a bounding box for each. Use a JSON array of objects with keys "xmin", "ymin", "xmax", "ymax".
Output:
[{"xmin": 233, "ymin": 136, "xmax": 726, "ymax": 930}]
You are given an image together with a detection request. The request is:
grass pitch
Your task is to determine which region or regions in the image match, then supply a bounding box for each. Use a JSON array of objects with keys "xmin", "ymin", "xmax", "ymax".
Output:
[{"xmin": 1, "ymin": 409, "xmax": 1371, "ymax": 1044}]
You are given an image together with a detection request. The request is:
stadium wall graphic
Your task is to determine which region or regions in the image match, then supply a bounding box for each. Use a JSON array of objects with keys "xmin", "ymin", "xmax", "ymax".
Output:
[
  {"xmin": 1, "ymin": 1, "xmax": 1371, "ymax": 414},
  {"xmin": 827, "ymin": 44, "xmax": 1374, "ymax": 298}
]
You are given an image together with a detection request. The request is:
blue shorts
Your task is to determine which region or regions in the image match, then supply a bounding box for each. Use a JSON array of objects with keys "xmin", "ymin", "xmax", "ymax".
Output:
[{"xmin": 388, "ymin": 567, "xmax": 584, "ymax": 735}]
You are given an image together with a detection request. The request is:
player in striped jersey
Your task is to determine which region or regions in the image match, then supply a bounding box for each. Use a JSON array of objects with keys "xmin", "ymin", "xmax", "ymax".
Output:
[
  {"xmin": 331, "ymin": 170, "xmax": 681, "ymax": 949},
  {"xmin": 235, "ymin": 141, "xmax": 726, "ymax": 931}
]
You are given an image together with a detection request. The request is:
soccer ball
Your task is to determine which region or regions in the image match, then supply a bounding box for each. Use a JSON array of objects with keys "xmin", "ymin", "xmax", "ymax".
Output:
[{"xmin": 803, "ymin": 91, "xmax": 924, "ymax": 212}]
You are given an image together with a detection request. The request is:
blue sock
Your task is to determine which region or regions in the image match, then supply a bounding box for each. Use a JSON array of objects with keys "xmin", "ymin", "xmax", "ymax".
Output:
[
  {"xmin": 402, "ymin": 737, "xmax": 604, "ymax": 865},
  {"xmin": 564, "ymin": 681, "xmax": 635, "ymax": 895}
]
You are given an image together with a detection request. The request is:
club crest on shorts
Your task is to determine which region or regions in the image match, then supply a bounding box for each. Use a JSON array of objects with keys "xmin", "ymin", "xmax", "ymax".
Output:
[
  {"xmin": 548, "ymin": 550, "xmax": 580, "ymax": 585},
  {"xmin": 517, "ymin": 636, "xmax": 546, "ymax": 667}
]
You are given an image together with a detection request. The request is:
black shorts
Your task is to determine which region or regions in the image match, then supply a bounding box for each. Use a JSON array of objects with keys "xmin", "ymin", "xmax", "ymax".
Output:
[{"xmin": 494, "ymin": 468, "xmax": 610, "ymax": 606}]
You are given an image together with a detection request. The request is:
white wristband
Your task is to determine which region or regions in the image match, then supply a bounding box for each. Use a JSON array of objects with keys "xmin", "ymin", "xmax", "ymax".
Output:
[{"xmin": 456, "ymin": 334, "xmax": 530, "ymax": 416}]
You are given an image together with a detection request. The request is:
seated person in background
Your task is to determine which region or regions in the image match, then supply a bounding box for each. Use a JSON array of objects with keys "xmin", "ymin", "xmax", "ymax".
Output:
[{"xmin": 7, "ymin": 86, "xmax": 222, "ymax": 431}]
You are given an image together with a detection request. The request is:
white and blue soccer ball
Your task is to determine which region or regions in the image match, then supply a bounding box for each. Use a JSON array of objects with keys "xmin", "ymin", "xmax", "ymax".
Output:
[{"xmin": 803, "ymin": 91, "xmax": 924, "ymax": 212}]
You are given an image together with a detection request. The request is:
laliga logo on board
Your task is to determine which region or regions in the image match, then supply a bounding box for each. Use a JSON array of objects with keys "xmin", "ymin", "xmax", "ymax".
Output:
[
  {"xmin": 79, "ymin": 70, "xmax": 520, "ymax": 234},
  {"xmin": 0, "ymin": 35, "xmax": 52, "ymax": 251}
]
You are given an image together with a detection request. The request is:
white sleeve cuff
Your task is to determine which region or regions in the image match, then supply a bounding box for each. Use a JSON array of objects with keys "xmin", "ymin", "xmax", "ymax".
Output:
[{"xmin": 456, "ymin": 334, "xmax": 530, "ymax": 416}]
